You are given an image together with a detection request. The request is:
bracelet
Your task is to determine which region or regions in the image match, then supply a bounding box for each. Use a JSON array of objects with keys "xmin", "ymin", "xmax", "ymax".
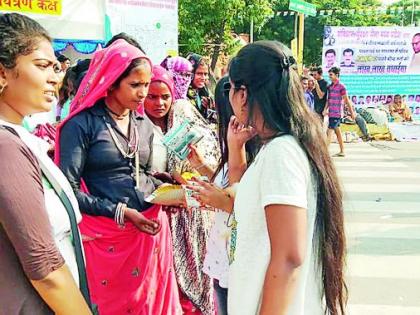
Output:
[
  {"xmin": 115, "ymin": 202, "xmax": 126, "ymax": 226},
  {"xmin": 195, "ymin": 164, "xmax": 206, "ymax": 171}
]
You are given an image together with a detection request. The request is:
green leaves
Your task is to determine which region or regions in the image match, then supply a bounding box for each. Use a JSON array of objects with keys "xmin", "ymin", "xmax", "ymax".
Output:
[{"xmin": 179, "ymin": 0, "xmax": 273, "ymax": 68}]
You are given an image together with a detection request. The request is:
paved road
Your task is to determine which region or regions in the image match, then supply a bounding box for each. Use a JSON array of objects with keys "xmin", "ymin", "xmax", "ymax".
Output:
[{"xmin": 331, "ymin": 141, "xmax": 420, "ymax": 314}]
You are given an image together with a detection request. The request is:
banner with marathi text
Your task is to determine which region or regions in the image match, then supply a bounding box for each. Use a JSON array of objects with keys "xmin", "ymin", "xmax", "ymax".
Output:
[
  {"xmin": 322, "ymin": 26, "xmax": 420, "ymax": 120},
  {"xmin": 0, "ymin": 0, "xmax": 61, "ymax": 15}
]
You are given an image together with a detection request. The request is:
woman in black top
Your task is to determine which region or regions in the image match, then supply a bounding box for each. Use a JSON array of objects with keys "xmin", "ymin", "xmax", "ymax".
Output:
[{"xmin": 56, "ymin": 39, "xmax": 181, "ymax": 315}]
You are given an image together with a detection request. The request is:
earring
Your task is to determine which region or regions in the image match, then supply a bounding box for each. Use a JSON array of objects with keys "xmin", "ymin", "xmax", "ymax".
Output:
[{"xmin": 0, "ymin": 84, "xmax": 5, "ymax": 96}]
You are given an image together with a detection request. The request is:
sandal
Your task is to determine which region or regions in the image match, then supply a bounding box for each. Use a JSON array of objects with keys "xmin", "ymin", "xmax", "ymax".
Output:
[{"xmin": 333, "ymin": 152, "xmax": 345, "ymax": 157}]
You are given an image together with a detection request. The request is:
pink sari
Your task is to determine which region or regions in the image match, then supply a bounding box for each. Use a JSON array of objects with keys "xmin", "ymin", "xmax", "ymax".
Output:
[{"xmin": 55, "ymin": 40, "xmax": 181, "ymax": 315}]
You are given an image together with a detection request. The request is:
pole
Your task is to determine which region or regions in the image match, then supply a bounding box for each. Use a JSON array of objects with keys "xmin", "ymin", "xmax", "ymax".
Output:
[
  {"xmin": 411, "ymin": 0, "xmax": 415, "ymax": 25},
  {"xmin": 298, "ymin": 13, "xmax": 305, "ymax": 74},
  {"xmin": 250, "ymin": 17, "xmax": 254, "ymax": 43}
]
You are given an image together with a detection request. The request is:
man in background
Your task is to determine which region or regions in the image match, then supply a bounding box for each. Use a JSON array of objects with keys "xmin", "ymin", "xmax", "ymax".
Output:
[
  {"xmin": 408, "ymin": 33, "xmax": 420, "ymax": 73},
  {"xmin": 301, "ymin": 75, "xmax": 314, "ymax": 111},
  {"xmin": 323, "ymin": 67, "xmax": 354, "ymax": 157},
  {"xmin": 310, "ymin": 66, "xmax": 329, "ymax": 121}
]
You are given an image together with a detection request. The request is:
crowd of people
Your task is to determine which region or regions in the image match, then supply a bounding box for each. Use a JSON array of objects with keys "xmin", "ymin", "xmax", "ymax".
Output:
[
  {"xmin": 0, "ymin": 13, "xmax": 348, "ymax": 315},
  {"xmin": 298, "ymin": 63, "xmax": 420, "ymax": 156},
  {"xmin": 299, "ymin": 66, "xmax": 364, "ymax": 156}
]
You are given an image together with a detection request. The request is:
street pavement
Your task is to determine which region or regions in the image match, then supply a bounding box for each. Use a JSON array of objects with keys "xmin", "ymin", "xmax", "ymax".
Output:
[{"xmin": 330, "ymin": 141, "xmax": 420, "ymax": 315}]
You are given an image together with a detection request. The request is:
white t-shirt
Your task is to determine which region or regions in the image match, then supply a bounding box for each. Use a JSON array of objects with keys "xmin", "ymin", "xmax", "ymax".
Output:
[
  {"xmin": 151, "ymin": 124, "xmax": 168, "ymax": 173},
  {"xmin": 203, "ymin": 165, "xmax": 230, "ymax": 288},
  {"xmin": 228, "ymin": 135, "xmax": 323, "ymax": 315}
]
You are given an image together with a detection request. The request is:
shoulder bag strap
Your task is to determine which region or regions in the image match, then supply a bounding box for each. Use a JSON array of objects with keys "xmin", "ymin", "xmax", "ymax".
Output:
[{"xmin": 39, "ymin": 162, "xmax": 94, "ymax": 309}]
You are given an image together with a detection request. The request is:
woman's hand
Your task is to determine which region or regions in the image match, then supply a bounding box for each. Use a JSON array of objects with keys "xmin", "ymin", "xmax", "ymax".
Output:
[
  {"xmin": 187, "ymin": 144, "xmax": 205, "ymax": 169},
  {"xmin": 152, "ymin": 171, "xmax": 176, "ymax": 184},
  {"xmin": 171, "ymin": 171, "xmax": 188, "ymax": 185},
  {"xmin": 187, "ymin": 145, "xmax": 215, "ymax": 178},
  {"xmin": 187, "ymin": 178, "xmax": 233, "ymax": 213},
  {"xmin": 31, "ymin": 265, "xmax": 92, "ymax": 315},
  {"xmin": 227, "ymin": 116, "xmax": 257, "ymax": 149},
  {"xmin": 202, "ymin": 96, "xmax": 215, "ymax": 110},
  {"xmin": 124, "ymin": 208, "xmax": 161, "ymax": 235}
]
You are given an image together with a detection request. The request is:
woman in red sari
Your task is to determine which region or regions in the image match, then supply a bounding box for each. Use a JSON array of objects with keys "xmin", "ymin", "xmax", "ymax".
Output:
[{"xmin": 55, "ymin": 39, "xmax": 181, "ymax": 315}]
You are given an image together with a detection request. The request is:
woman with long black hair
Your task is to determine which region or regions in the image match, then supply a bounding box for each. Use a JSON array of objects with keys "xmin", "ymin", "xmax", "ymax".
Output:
[
  {"xmin": 226, "ymin": 41, "xmax": 347, "ymax": 315},
  {"xmin": 187, "ymin": 76, "xmax": 259, "ymax": 315}
]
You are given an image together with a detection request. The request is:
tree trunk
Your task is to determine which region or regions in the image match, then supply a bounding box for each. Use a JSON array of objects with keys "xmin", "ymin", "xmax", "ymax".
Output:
[{"xmin": 210, "ymin": 22, "xmax": 226, "ymax": 72}]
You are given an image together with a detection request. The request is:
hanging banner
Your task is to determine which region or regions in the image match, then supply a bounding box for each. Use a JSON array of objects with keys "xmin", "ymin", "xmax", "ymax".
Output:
[
  {"xmin": 322, "ymin": 26, "xmax": 420, "ymax": 120},
  {"xmin": 105, "ymin": 0, "xmax": 178, "ymax": 64},
  {"xmin": 0, "ymin": 0, "xmax": 61, "ymax": 16},
  {"xmin": 323, "ymin": 26, "xmax": 420, "ymax": 76},
  {"xmin": 0, "ymin": 0, "xmax": 105, "ymax": 41}
]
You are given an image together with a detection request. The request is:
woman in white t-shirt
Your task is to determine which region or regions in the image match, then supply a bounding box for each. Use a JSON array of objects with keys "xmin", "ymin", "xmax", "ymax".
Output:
[
  {"xmin": 188, "ymin": 76, "xmax": 260, "ymax": 315},
  {"xmin": 225, "ymin": 41, "xmax": 347, "ymax": 315}
]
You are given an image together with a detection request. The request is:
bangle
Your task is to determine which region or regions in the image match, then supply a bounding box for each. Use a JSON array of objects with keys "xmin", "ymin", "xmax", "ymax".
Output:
[
  {"xmin": 115, "ymin": 202, "xmax": 126, "ymax": 226},
  {"xmin": 195, "ymin": 164, "xmax": 206, "ymax": 171}
]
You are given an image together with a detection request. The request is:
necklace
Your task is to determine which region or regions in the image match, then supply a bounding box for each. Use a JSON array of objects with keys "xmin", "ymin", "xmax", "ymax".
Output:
[
  {"xmin": 105, "ymin": 106, "xmax": 130, "ymax": 120},
  {"xmin": 103, "ymin": 116, "xmax": 139, "ymax": 159}
]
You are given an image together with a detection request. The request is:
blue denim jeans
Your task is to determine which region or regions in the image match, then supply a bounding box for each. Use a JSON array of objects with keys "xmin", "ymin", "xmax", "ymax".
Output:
[{"xmin": 214, "ymin": 279, "xmax": 228, "ymax": 315}]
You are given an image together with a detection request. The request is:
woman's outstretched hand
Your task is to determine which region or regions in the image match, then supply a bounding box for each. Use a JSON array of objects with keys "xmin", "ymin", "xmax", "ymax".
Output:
[{"xmin": 187, "ymin": 177, "xmax": 233, "ymax": 213}]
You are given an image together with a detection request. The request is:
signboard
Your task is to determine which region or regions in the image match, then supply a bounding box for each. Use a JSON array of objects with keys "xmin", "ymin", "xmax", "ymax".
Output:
[
  {"xmin": 289, "ymin": 0, "xmax": 316, "ymax": 17},
  {"xmin": 105, "ymin": 0, "xmax": 178, "ymax": 64},
  {"xmin": 0, "ymin": 0, "xmax": 61, "ymax": 15},
  {"xmin": 322, "ymin": 26, "xmax": 420, "ymax": 120}
]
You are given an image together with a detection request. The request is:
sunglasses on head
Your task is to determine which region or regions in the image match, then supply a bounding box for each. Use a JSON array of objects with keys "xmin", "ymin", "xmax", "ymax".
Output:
[
  {"xmin": 223, "ymin": 81, "xmax": 246, "ymax": 98},
  {"xmin": 223, "ymin": 81, "xmax": 231, "ymax": 98}
]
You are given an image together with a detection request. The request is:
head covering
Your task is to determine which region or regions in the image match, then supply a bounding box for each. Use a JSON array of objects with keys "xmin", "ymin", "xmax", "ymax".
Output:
[
  {"xmin": 185, "ymin": 53, "xmax": 215, "ymax": 123},
  {"xmin": 186, "ymin": 53, "xmax": 203, "ymax": 73},
  {"xmin": 55, "ymin": 39, "xmax": 152, "ymax": 163},
  {"xmin": 69, "ymin": 39, "xmax": 152, "ymax": 113},
  {"xmin": 186, "ymin": 53, "xmax": 210, "ymax": 95},
  {"xmin": 150, "ymin": 65, "xmax": 175, "ymax": 102},
  {"xmin": 161, "ymin": 56, "xmax": 192, "ymax": 100}
]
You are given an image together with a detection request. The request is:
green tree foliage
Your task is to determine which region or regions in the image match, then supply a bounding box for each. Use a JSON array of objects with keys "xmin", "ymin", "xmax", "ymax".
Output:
[
  {"xmin": 178, "ymin": 0, "xmax": 273, "ymax": 69},
  {"xmin": 386, "ymin": 0, "xmax": 420, "ymax": 26}
]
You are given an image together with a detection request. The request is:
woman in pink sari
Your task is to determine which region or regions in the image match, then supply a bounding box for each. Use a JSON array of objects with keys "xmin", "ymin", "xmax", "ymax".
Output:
[{"xmin": 55, "ymin": 39, "xmax": 181, "ymax": 315}]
